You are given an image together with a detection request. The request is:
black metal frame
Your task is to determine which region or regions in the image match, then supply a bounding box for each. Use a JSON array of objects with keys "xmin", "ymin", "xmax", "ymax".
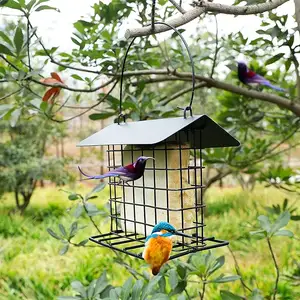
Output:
[{"xmin": 89, "ymin": 128, "xmax": 229, "ymax": 259}]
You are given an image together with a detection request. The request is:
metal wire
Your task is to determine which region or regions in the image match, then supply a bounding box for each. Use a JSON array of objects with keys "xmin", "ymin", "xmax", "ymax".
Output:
[{"xmin": 118, "ymin": 21, "xmax": 196, "ymax": 121}]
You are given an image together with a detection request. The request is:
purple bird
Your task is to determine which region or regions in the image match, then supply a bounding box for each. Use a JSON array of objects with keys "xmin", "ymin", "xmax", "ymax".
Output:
[
  {"xmin": 78, "ymin": 156, "xmax": 155, "ymax": 184},
  {"xmin": 237, "ymin": 62, "xmax": 285, "ymax": 92}
]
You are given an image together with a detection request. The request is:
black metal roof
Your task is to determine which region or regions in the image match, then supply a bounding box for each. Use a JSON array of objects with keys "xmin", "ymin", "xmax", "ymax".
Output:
[{"xmin": 78, "ymin": 115, "xmax": 240, "ymax": 149}]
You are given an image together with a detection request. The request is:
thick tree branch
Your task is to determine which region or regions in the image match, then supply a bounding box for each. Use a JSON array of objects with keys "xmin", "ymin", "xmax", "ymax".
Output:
[
  {"xmin": 126, "ymin": 0, "xmax": 288, "ymax": 38},
  {"xmin": 109, "ymin": 68, "xmax": 300, "ymax": 116},
  {"xmin": 193, "ymin": 0, "xmax": 289, "ymax": 15}
]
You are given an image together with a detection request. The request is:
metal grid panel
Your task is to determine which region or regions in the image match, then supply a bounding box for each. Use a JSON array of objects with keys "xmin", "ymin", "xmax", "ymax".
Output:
[{"xmin": 89, "ymin": 127, "xmax": 229, "ymax": 259}]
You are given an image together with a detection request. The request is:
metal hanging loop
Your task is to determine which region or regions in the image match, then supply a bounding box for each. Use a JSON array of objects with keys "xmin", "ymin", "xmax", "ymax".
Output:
[{"xmin": 119, "ymin": 23, "xmax": 196, "ymax": 123}]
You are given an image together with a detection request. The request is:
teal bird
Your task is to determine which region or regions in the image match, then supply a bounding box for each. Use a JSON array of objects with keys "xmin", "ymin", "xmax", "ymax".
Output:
[{"xmin": 142, "ymin": 222, "xmax": 190, "ymax": 275}]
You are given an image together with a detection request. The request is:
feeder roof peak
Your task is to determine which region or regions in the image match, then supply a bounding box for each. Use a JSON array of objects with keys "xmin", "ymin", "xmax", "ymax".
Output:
[{"xmin": 77, "ymin": 115, "xmax": 240, "ymax": 149}]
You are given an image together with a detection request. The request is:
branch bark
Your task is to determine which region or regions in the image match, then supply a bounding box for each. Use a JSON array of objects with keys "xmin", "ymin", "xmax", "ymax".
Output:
[
  {"xmin": 110, "ymin": 68, "xmax": 300, "ymax": 116},
  {"xmin": 125, "ymin": 0, "xmax": 289, "ymax": 38}
]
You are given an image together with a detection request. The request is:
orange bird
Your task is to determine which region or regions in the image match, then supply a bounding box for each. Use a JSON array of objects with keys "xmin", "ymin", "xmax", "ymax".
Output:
[
  {"xmin": 143, "ymin": 222, "xmax": 190, "ymax": 275},
  {"xmin": 40, "ymin": 72, "xmax": 66, "ymax": 103}
]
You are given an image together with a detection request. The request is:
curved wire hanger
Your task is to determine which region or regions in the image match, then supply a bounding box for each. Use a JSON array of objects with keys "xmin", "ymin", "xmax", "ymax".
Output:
[{"xmin": 118, "ymin": 0, "xmax": 195, "ymax": 124}]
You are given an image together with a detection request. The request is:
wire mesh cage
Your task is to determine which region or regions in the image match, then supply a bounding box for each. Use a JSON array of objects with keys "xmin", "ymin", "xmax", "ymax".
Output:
[
  {"xmin": 78, "ymin": 21, "xmax": 240, "ymax": 260},
  {"xmin": 79, "ymin": 116, "xmax": 240, "ymax": 260}
]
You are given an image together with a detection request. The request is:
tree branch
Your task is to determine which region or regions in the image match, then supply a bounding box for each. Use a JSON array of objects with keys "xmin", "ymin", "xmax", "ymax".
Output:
[
  {"xmin": 0, "ymin": 88, "xmax": 22, "ymax": 101},
  {"xmin": 109, "ymin": 68, "xmax": 300, "ymax": 116},
  {"xmin": 169, "ymin": 0, "xmax": 186, "ymax": 14},
  {"xmin": 125, "ymin": 0, "xmax": 288, "ymax": 38},
  {"xmin": 193, "ymin": 0, "xmax": 289, "ymax": 15}
]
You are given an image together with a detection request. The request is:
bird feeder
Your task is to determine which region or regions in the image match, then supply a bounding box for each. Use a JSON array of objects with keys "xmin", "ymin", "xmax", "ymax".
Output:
[{"xmin": 77, "ymin": 22, "xmax": 240, "ymax": 260}]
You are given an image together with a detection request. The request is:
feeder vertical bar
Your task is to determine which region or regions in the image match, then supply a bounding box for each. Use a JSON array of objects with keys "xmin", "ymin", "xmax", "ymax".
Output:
[
  {"xmin": 131, "ymin": 146, "xmax": 137, "ymax": 237},
  {"xmin": 200, "ymin": 130, "xmax": 204, "ymax": 244},
  {"xmin": 108, "ymin": 145, "xmax": 113, "ymax": 232},
  {"xmin": 120, "ymin": 144, "xmax": 127, "ymax": 235},
  {"xmin": 193, "ymin": 129, "xmax": 199, "ymax": 245},
  {"xmin": 164, "ymin": 141, "xmax": 170, "ymax": 223},
  {"xmin": 141, "ymin": 148, "xmax": 147, "ymax": 237},
  {"xmin": 152, "ymin": 146, "xmax": 158, "ymax": 225},
  {"xmin": 112, "ymin": 145, "xmax": 118, "ymax": 231},
  {"xmin": 178, "ymin": 133, "xmax": 185, "ymax": 246}
]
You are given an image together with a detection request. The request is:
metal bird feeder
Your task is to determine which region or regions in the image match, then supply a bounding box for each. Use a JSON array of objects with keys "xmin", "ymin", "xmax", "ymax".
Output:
[{"xmin": 78, "ymin": 22, "xmax": 240, "ymax": 260}]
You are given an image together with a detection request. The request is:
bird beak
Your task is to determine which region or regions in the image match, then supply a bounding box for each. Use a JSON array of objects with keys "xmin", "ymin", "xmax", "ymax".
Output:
[
  {"xmin": 145, "ymin": 157, "xmax": 155, "ymax": 161},
  {"xmin": 174, "ymin": 231, "xmax": 192, "ymax": 238}
]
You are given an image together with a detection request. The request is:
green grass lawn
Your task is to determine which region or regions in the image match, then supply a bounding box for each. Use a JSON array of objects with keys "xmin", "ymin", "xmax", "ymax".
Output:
[{"xmin": 0, "ymin": 184, "xmax": 299, "ymax": 299}]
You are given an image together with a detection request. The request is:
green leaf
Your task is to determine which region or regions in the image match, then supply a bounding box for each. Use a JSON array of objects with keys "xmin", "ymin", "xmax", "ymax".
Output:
[
  {"xmin": 40, "ymin": 101, "xmax": 48, "ymax": 112},
  {"xmin": 209, "ymin": 275, "xmax": 240, "ymax": 283},
  {"xmin": 220, "ymin": 290, "xmax": 243, "ymax": 300},
  {"xmin": 87, "ymin": 182, "xmax": 106, "ymax": 198},
  {"xmin": 141, "ymin": 275, "xmax": 162, "ymax": 299},
  {"xmin": 169, "ymin": 281, "xmax": 187, "ymax": 296},
  {"xmin": 94, "ymin": 271, "xmax": 108, "ymax": 295},
  {"xmin": 0, "ymin": 0, "xmax": 9, "ymax": 5},
  {"xmin": 249, "ymin": 288, "xmax": 264, "ymax": 300},
  {"xmin": 71, "ymin": 281, "xmax": 87, "ymax": 298},
  {"xmin": 207, "ymin": 255, "xmax": 225, "ymax": 277},
  {"xmin": 68, "ymin": 193, "xmax": 79, "ymax": 201},
  {"xmin": 57, "ymin": 297, "xmax": 81, "ymax": 300},
  {"xmin": 131, "ymin": 280, "xmax": 144, "ymax": 299},
  {"xmin": 84, "ymin": 202, "xmax": 101, "ymax": 217},
  {"xmin": 26, "ymin": 0, "xmax": 37, "ymax": 11},
  {"xmin": 78, "ymin": 239, "xmax": 89, "ymax": 246},
  {"xmin": 169, "ymin": 269, "xmax": 178, "ymax": 289},
  {"xmin": 58, "ymin": 224, "xmax": 67, "ymax": 237},
  {"xmin": 270, "ymin": 211, "xmax": 290, "ymax": 236},
  {"xmin": 69, "ymin": 222, "xmax": 78, "ymax": 238},
  {"xmin": 47, "ymin": 228, "xmax": 61, "ymax": 240},
  {"xmin": 177, "ymin": 295, "xmax": 186, "ymax": 300},
  {"xmin": 71, "ymin": 74, "xmax": 84, "ymax": 81},
  {"xmin": 257, "ymin": 215, "xmax": 271, "ymax": 233},
  {"xmin": 120, "ymin": 277, "xmax": 133, "ymax": 300},
  {"xmin": 0, "ymin": 32, "xmax": 13, "ymax": 46},
  {"xmin": 273, "ymin": 229, "xmax": 293, "ymax": 237},
  {"xmin": 14, "ymin": 27, "xmax": 24, "ymax": 55},
  {"xmin": 0, "ymin": 43, "xmax": 14, "ymax": 56},
  {"xmin": 89, "ymin": 112, "xmax": 115, "ymax": 120},
  {"xmin": 265, "ymin": 53, "xmax": 285, "ymax": 66},
  {"xmin": 74, "ymin": 204, "xmax": 84, "ymax": 218},
  {"xmin": 59, "ymin": 244, "xmax": 69, "ymax": 255},
  {"xmin": 35, "ymin": 5, "xmax": 59, "ymax": 12},
  {"xmin": 3, "ymin": 0, "xmax": 21, "ymax": 10}
]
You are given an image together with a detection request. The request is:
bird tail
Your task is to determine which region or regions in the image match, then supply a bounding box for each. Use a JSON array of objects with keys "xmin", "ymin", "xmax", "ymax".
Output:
[
  {"xmin": 77, "ymin": 166, "xmax": 107, "ymax": 180},
  {"xmin": 264, "ymin": 82, "xmax": 286, "ymax": 92},
  {"xmin": 152, "ymin": 266, "xmax": 161, "ymax": 276}
]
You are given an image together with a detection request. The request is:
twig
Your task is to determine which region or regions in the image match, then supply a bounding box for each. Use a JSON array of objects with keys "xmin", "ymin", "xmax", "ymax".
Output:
[
  {"xmin": 267, "ymin": 238, "xmax": 280, "ymax": 300},
  {"xmin": 161, "ymin": 82, "xmax": 207, "ymax": 105},
  {"xmin": 50, "ymin": 80, "xmax": 118, "ymax": 123},
  {"xmin": 169, "ymin": 0, "xmax": 186, "ymax": 14},
  {"xmin": 0, "ymin": 88, "xmax": 22, "ymax": 101},
  {"xmin": 200, "ymin": 281, "xmax": 206, "ymax": 300},
  {"xmin": 26, "ymin": 16, "xmax": 32, "ymax": 71},
  {"xmin": 228, "ymin": 246, "xmax": 252, "ymax": 294},
  {"xmin": 210, "ymin": 15, "xmax": 219, "ymax": 78}
]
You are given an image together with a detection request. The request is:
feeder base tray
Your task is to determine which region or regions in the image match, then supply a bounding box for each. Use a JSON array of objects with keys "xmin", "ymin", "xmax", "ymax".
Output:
[{"xmin": 89, "ymin": 230, "xmax": 229, "ymax": 259}]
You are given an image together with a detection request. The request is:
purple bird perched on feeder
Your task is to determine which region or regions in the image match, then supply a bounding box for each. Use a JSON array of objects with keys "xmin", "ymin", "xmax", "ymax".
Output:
[
  {"xmin": 237, "ymin": 61, "xmax": 286, "ymax": 92},
  {"xmin": 78, "ymin": 156, "xmax": 155, "ymax": 184}
]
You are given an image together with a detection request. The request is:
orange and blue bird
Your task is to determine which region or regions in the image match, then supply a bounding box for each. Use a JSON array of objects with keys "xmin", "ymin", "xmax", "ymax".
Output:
[{"xmin": 143, "ymin": 222, "xmax": 190, "ymax": 275}]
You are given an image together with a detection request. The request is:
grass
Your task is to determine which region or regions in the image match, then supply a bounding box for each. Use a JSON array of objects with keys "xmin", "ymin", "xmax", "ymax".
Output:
[{"xmin": 0, "ymin": 184, "xmax": 299, "ymax": 299}]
